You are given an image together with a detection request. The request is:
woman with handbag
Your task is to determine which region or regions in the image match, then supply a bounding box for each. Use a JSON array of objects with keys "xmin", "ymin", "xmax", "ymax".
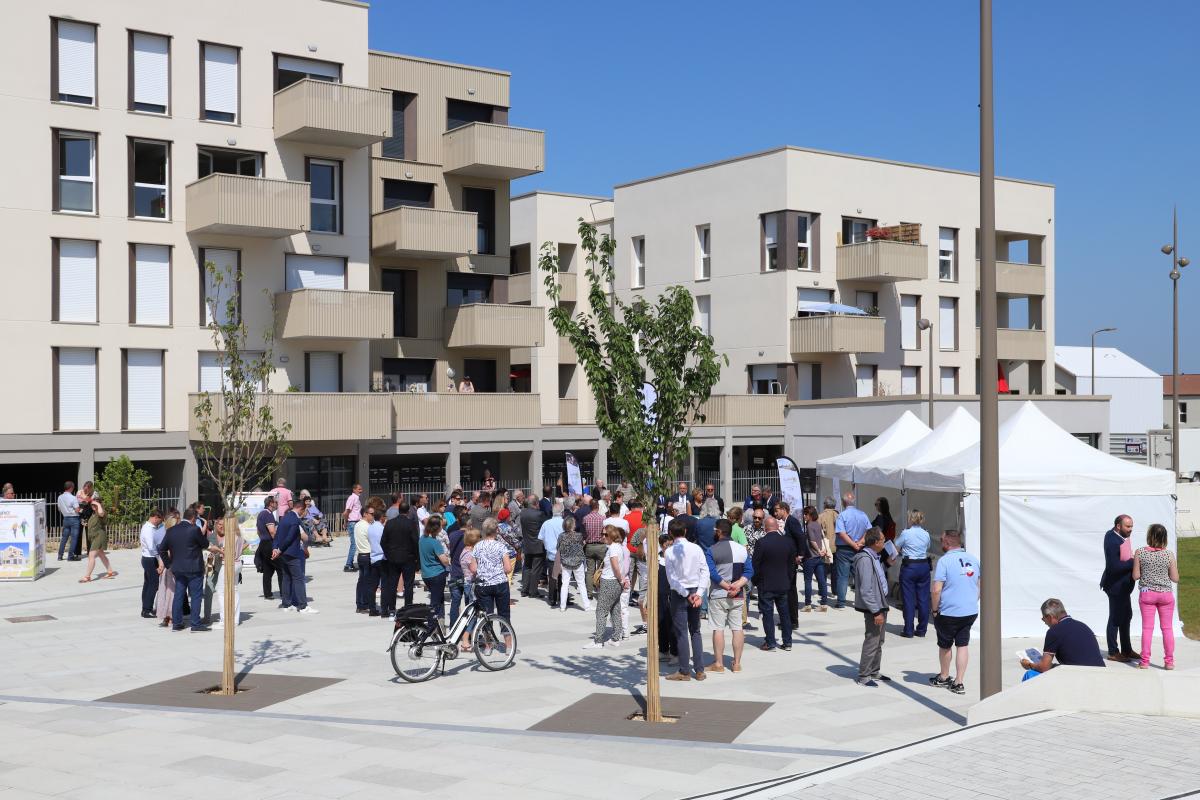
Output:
[
  {"xmin": 583, "ymin": 525, "xmax": 627, "ymax": 649},
  {"xmin": 800, "ymin": 506, "xmax": 830, "ymax": 612},
  {"xmin": 555, "ymin": 516, "xmax": 590, "ymax": 612}
]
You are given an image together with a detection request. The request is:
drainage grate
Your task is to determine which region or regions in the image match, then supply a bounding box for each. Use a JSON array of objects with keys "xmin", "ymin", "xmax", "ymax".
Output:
[{"xmin": 6, "ymin": 615, "xmax": 57, "ymax": 623}]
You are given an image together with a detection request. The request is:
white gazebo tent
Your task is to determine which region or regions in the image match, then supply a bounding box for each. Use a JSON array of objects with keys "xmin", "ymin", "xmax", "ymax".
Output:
[
  {"xmin": 904, "ymin": 402, "xmax": 1179, "ymax": 637},
  {"xmin": 815, "ymin": 410, "xmax": 930, "ymax": 516}
]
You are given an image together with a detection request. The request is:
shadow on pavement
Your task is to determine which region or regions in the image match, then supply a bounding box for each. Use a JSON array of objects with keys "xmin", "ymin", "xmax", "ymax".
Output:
[{"xmin": 236, "ymin": 637, "xmax": 311, "ymax": 682}]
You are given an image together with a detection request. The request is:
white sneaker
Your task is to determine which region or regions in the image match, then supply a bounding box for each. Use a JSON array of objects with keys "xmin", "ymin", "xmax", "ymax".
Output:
[
  {"xmin": 298, "ymin": 607, "xmax": 319, "ymax": 614},
  {"xmin": 606, "ymin": 638, "xmax": 622, "ymax": 648},
  {"xmin": 582, "ymin": 640, "xmax": 605, "ymax": 650}
]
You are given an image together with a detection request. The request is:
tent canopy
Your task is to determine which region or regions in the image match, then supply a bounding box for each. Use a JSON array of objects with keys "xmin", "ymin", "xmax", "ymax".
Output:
[
  {"xmin": 853, "ymin": 406, "xmax": 979, "ymax": 489},
  {"xmin": 816, "ymin": 410, "xmax": 930, "ymax": 482}
]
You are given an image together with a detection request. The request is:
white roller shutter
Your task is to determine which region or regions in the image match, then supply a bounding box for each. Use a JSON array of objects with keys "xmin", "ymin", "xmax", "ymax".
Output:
[
  {"xmin": 285, "ymin": 254, "xmax": 344, "ymax": 290},
  {"xmin": 126, "ymin": 349, "xmax": 163, "ymax": 429},
  {"xmin": 855, "ymin": 365, "xmax": 876, "ymax": 398},
  {"xmin": 58, "ymin": 239, "xmax": 96, "ymax": 323},
  {"xmin": 132, "ymin": 32, "xmax": 169, "ymax": 109},
  {"xmin": 900, "ymin": 295, "xmax": 918, "ymax": 350},
  {"xmin": 198, "ymin": 352, "xmax": 223, "ymax": 393},
  {"xmin": 940, "ymin": 366, "xmax": 958, "ymax": 395},
  {"xmin": 901, "ymin": 366, "xmax": 918, "ymax": 395},
  {"xmin": 203, "ymin": 44, "xmax": 238, "ymax": 117},
  {"xmin": 57, "ymin": 21, "xmax": 96, "ymax": 99},
  {"xmin": 203, "ymin": 249, "xmax": 237, "ymax": 326},
  {"xmin": 134, "ymin": 244, "xmax": 170, "ymax": 325},
  {"xmin": 307, "ymin": 352, "xmax": 339, "ymax": 392},
  {"xmin": 696, "ymin": 295, "xmax": 711, "ymax": 335},
  {"xmin": 58, "ymin": 347, "xmax": 96, "ymax": 430},
  {"xmin": 939, "ymin": 297, "xmax": 957, "ymax": 350},
  {"xmin": 277, "ymin": 55, "xmax": 340, "ymax": 80}
]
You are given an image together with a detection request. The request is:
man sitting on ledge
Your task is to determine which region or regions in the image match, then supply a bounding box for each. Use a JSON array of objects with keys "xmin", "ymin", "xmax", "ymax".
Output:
[{"xmin": 1020, "ymin": 597, "xmax": 1106, "ymax": 681}]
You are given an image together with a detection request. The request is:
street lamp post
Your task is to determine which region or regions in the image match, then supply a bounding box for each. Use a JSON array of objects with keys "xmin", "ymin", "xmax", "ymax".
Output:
[
  {"xmin": 918, "ymin": 318, "xmax": 934, "ymax": 425},
  {"xmin": 1164, "ymin": 208, "xmax": 1189, "ymax": 476},
  {"xmin": 1090, "ymin": 327, "xmax": 1118, "ymax": 395}
]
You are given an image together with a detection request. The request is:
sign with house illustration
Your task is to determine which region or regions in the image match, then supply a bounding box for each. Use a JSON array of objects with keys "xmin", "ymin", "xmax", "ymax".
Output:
[{"xmin": 0, "ymin": 500, "xmax": 46, "ymax": 581}]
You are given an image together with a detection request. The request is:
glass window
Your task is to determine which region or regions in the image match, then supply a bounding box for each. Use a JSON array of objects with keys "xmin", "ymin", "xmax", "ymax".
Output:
[
  {"xmin": 381, "ymin": 358, "xmax": 433, "ymax": 393},
  {"xmin": 842, "ymin": 217, "xmax": 873, "ymax": 244},
  {"xmin": 382, "ymin": 92, "xmax": 415, "ymax": 160},
  {"xmin": 446, "ymin": 98, "xmax": 497, "ymax": 130},
  {"xmin": 463, "ymin": 187, "xmax": 495, "ymax": 254},
  {"xmin": 763, "ymin": 214, "xmax": 779, "ymax": 271},
  {"xmin": 797, "ymin": 213, "xmax": 811, "ymax": 270},
  {"xmin": 446, "ymin": 273, "xmax": 492, "ymax": 307},
  {"xmin": 57, "ymin": 131, "xmax": 96, "ymax": 213},
  {"xmin": 198, "ymin": 147, "xmax": 261, "ymax": 178},
  {"xmin": 275, "ymin": 55, "xmax": 340, "ymax": 91},
  {"xmin": 382, "ymin": 179, "xmax": 434, "ymax": 209},
  {"xmin": 381, "ymin": 269, "xmax": 418, "ymax": 338},
  {"xmin": 696, "ymin": 295, "xmax": 711, "ymax": 335},
  {"xmin": 939, "ymin": 227, "xmax": 957, "ymax": 281},
  {"xmin": 698, "ymin": 226, "xmax": 711, "ymax": 279},
  {"xmin": 132, "ymin": 139, "xmax": 169, "ymax": 219},
  {"xmin": 308, "ymin": 158, "xmax": 340, "ymax": 233},
  {"xmin": 633, "ymin": 236, "xmax": 646, "ymax": 287}
]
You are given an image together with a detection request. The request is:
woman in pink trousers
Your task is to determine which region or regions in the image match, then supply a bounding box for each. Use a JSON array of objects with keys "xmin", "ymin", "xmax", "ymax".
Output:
[{"xmin": 1132, "ymin": 523, "xmax": 1179, "ymax": 670}]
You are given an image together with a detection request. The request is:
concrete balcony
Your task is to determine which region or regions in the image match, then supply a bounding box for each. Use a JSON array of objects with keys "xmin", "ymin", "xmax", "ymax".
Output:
[
  {"xmin": 975, "ymin": 259, "xmax": 1047, "ymax": 296},
  {"xmin": 790, "ymin": 315, "xmax": 885, "ymax": 356},
  {"xmin": 393, "ymin": 392, "xmax": 540, "ymax": 430},
  {"xmin": 558, "ymin": 398, "xmax": 579, "ymax": 425},
  {"xmin": 836, "ymin": 240, "xmax": 928, "ymax": 282},
  {"xmin": 371, "ymin": 206, "xmax": 476, "ymax": 258},
  {"xmin": 188, "ymin": 392, "xmax": 392, "ymax": 442},
  {"xmin": 275, "ymin": 289, "xmax": 393, "ymax": 340},
  {"xmin": 185, "ymin": 174, "xmax": 308, "ymax": 238},
  {"xmin": 443, "ymin": 303, "xmax": 544, "ymax": 349},
  {"xmin": 274, "ymin": 79, "xmax": 392, "ymax": 148},
  {"xmin": 975, "ymin": 327, "xmax": 1048, "ymax": 361},
  {"xmin": 694, "ymin": 394, "xmax": 786, "ymax": 426},
  {"xmin": 442, "ymin": 122, "xmax": 545, "ymax": 179},
  {"xmin": 557, "ymin": 336, "xmax": 576, "ymax": 364}
]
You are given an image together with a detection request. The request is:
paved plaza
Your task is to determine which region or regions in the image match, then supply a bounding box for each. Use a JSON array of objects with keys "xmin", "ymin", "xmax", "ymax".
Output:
[{"xmin": 1, "ymin": 544, "xmax": 1197, "ymax": 799}]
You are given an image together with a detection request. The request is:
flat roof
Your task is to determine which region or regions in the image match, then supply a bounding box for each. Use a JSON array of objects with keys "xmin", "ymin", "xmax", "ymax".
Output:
[
  {"xmin": 511, "ymin": 190, "xmax": 612, "ymax": 202},
  {"xmin": 368, "ymin": 50, "xmax": 510, "ymax": 77},
  {"xmin": 614, "ymin": 145, "xmax": 1054, "ymax": 191},
  {"xmin": 1055, "ymin": 346, "xmax": 1160, "ymax": 380}
]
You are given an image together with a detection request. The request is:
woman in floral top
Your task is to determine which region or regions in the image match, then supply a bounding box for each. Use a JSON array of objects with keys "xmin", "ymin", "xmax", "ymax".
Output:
[
  {"xmin": 457, "ymin": 529, "xmax": 481, "ymax": 651},
  {"xmin": 470, "ymin": 518, "xmax": 513, "ymax": 622}
]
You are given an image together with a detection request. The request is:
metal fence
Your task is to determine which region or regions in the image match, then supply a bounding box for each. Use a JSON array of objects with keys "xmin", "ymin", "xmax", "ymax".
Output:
[{"xmin": 16, "ymin": 489, "xmax": 182, "ymax": 550}]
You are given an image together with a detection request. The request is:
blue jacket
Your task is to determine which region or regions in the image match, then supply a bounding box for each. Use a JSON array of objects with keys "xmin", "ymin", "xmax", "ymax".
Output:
[
  {"xmin": 1099, "ymin": 528, "xmax": 1133, "ymax": 592},
  {"xmin": 274, "ymin": 510, "xmax": 305, "ymax": 558}
]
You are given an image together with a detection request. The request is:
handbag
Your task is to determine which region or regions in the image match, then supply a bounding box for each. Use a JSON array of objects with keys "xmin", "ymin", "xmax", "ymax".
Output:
[{"xmin": 591, "ymin": 565, "xmax": 604, "ymax": 589}]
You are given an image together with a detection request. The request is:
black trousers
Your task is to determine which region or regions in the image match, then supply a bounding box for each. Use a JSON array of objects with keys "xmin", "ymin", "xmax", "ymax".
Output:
[
  {"xmin": 356, "ymin": 554, "xmax": 379, "ymax": 611},
  {"xmin": 378, "ymin": 561, "xmax": 398, "ymax": 615},
  {"xmin": 544, "ymin": 557, "xmax": 560, "ymax": 607},
  {"xmin": 787, "ymin": 565, "xmax": 800, "ymax": 626},
  {"xmin": 140, "ymin": 556, "xmax": 158, "ymax": 614},
  {"xmin": 1105, "ymin": 586, "xmax": 1134, "ymax": 655},
  {"xmin": 522, "ymin": 552, "xmax": 545, "ymax": 598},
  {"xmin": 256, "ymin": 540, "xmax": 282, "ymax": 598}
]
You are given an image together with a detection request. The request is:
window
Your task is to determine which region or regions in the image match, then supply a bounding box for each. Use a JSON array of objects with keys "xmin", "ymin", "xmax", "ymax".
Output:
[
  {"xmin": 797, "ymin": 288, "xmax": 834, "ymax": 315},
  {"xmin": 201, "ymin": 43, "xmax": 239, "ymax": 123},
  {"xmin": 901, "ymin": 366, "xmax": 919, "ymax": 395},
  {"xmin": 797, "ymin": 213, "xmax": 812, "ymax": 270},
  {"xmin": 796, "ymin": 363, "xmax": 822, "ymax": 400},
  {"xmin": 939, "ymin": 227, "xmax": 958, "ymax": 281},
  {"xmin": 274, "ymin": 54, "xmax": 340, "ymax": 91},
  {"xmin": 855, "ymin": 364, "xmax": 877, "ymax": 398},
  {"xmin": 938, "ymin": 297, "xmax": 958, "ymax": 351},
  {"xmin": 305, "ymin": 352, "xmax": 342, "ymax": 392},
  {"xmin": 696, "ymin": 295, "xmax": 711, "ymax": 336},
  {"xmin": 198, "ymin": 351, "xmax": 263, "ymax": 393},
  {"xmin": 55, "ymin": 347, "xmax": 97, "ymax": 431},
  {"xmin": 198, "ymin": 147, "xmax": 261, "ymax": 178},
  {"xmin": 855, "ymin": 291, "xmax": 878, "ymax": 315},
  {"xmin": 53, "ymin": 19, "xmax": 96, "ymax": 105},
  {"xmin": 53, "ymin": 239, "xmax": 97, "ymax": 323},
  {"xmin": 763, "ymin": 214, "xmax": 779, "ymax": 271},
  {"xmin": 750, "ymin": 365, "xmax": 782, "ymax": 395},
  {"xmin": 697, "ymin": 225, "xmax": 711, "ymax": 279},
  {"xmin": 463, "ymin": 187, "xmax": 495, "ymax": 254},
  {"xmin": 130, "ymin": 139, "xmax": 170, "ymax": 219},
  {"xmin": 842, "ymin": 217, "xmax": 874, "ymax": 245},
  {"xmin": 900, "ymin": 295, "xmax": 920, "ymax": 350},
  {"xmin": 199, "ymin": 248, "xmax": 239, "ymax": 326},
  {"xmin": 940, "ymin": 366, "xmax": 958, "ymax": 395},
  {"xmin": 131, "ymin": 243, "xmax": 171, "ymax": 325},
  {"xmin": 285, "ymin": 253, "xmax": 345, "ymax": 290},
  {"xmin": 1181, "ymin": 402, "xmax": 1189, "ymax": 424},
  {"xmin": 463, "ymin": 359, "xmax": 498, "ymax": 393},
  {"xmin": 632, "ymin": 236, "xmax": 646, "ymax": 287},
  {"xmin": 129, "ymin": 32, "xmax": 169, "ymax": 114},
  {"xmin": 381, "ymin": 269, "xmax": 418, "ymax": 338},
  {"xmin": 307, "ymin": 158, "xmax": 341, "ymax": 234},
  {"xmin": 54, "ymin": 130, "xmax": 96, "ymax": 214},
  {"xmin": 446, "ymin": 274, "xmax": 492, "ymax": 307},
  {"xmin": 123, "ymin": 349, "xmax": 163, "ymax": 430},
  {"xmin": 446, "ymin": 98, "xmax": 500, "ymax": 130},
  {"xmin": 381, "ymin": 358, "xmax": 433, "ymax": 392},
  {"xmin": 382, "ymin": 179, "xmax": 434, "ymax": 209},
  {"xmin": 381, "ymin": 92, "xmax": 416, "ymax": 160}
]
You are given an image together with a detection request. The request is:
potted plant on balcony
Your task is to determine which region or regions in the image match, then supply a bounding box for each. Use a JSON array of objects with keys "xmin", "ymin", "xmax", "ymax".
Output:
[{"xmin": 866, "ymin": 227, "xmax": 893, "ymax": 241}]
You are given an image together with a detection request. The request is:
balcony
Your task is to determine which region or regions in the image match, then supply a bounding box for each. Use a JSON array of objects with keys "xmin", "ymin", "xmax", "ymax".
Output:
[
  {"xmin": 558, "ymin": 336, "xmax": 576, "ymax": 364},
  {"xmin": 274, "ymin": 79, "xmax": 392, "ymax": 148},
  {"xmin": 975, "ymin": 260, "xmax": 1047, "ymax": 296},
  {"xmin": 393, "ymin": 392, "xmax": 540, "ymax": 430},
  {"xmin": 185, "ymin": 174, "xmax": 308, "ymax": 238},
  {"xmin": 790, "ymin": 315, "xmax": 885, "ymax": 356},
  {"xmin": 371, "ymin": 206, "xmax": 475, "ymax": 257},
  {"xmin": 442, "ymin": 122, "xmax": 545, "ymax": 179},
  {"xmin": 836, "ymin": 240, "xmax": 928, "ymax": 282},
  {"xmin": 975, "ymin": 327, "xmax": 1048, "ymax": 361},
  {"xmin": 275, "ymin": 289, "xmax": 393, "ymax": 340},
  {"xmin": 694, "ymin": 394, "xmax": 786, "ymax": 426},
  {"xmin": 558, "ymin": 398, "xmax": 579, "ymax": 425},
  {"xmin": 443, "ymin": 303, "xmax": 545, "ymax": 349},
  {"xmin": 188, "ymin": 392, "xmax": 392, "ymax": 442}
]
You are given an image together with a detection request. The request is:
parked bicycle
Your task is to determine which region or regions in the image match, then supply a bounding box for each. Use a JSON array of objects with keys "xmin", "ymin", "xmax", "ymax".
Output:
[{"xmin": 388, "ymin": 601, "xmax": 517, "ymax": 682}]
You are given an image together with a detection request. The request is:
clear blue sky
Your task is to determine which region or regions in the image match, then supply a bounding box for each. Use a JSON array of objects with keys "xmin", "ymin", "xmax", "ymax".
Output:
[{"xmin": 369, "ymin": 0, "xmax": 1200, "ymax": 375}]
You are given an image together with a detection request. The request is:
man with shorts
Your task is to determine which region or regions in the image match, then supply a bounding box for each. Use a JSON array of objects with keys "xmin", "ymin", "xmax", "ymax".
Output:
[
  {"xmin": 705, "ymin": 519, "xmax": 753, "ymax": 673},
  {"xmin": 929, "ymin": 529, "xmax": 980, "ymax": 695}
]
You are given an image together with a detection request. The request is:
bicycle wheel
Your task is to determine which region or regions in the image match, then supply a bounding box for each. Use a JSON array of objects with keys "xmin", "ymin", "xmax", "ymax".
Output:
[
  {"xmin": 472, "ymin": 613, "xmax": 517, "ymax": 671},
  {"xmin": 390, "ymin": 624, "xmax": 441, "ymax": 682}
]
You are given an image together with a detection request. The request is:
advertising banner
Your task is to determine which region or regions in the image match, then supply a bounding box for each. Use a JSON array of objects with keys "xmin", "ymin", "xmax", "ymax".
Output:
[
  {"xmin": 235, "ymin": 492, "xmax": 272, "ymax": 551},
  {"xmin": 0, "ymin": 500, "xmax": 47, "ymax": 581},
  {"xmin": 565, "ymin": 452, "xmax": 584, "ymax": 496},
  {"xmin": 775, "ymin": 456, "xmax": 805, "ymax": 516}
]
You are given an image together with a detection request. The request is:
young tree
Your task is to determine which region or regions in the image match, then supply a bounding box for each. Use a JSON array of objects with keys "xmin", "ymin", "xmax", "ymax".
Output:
[
  {"xmin": 540, "ymin": 220, "xmax": 725, "ymax": 722},
  {"xmin": 192, "ymin": 258, "xmax": 292, "ymax": 695},
  {"xmin": 94, "ymin": 455, "xmax": 152, "ymax": 528}
]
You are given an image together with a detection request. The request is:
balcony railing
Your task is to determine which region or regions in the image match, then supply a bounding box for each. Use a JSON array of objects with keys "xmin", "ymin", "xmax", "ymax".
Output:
[
  {"xmin": 443, "ymin": 303, "xmax": 545, "ymax": 349},
  {"xmin": 274, "ymin": 79, "xmax": 392, "ymax": 148},
  {"xmin": 275, "ymin": 289, "xmax": 394, "ymax": 340},
  {"xmin": 790, "ymin": 315, "xmax": 886, "ymax": 356},
  {"xmin": 558, "ymin": 398, "xmax": 579, "ymax": 425},
  {"xmin": 371, "ymin": 205, "xmax": 476, "ymax": 257},
  {"xmin": 393, "ymin": 392, "xmax": 540, "ymax": 430},
  {"xmin": 557, "ymin": 336, "xmax": 576, "ymax": 364},
  {"xmin": 975, "ymin": 259, "xmax": 1047, "ymax": 296},
  {"xmin": 188, "ymin": 392, "xmax": 392, "ymax": 441},
  {"xmin": 836, "ymin": 240, "xmax": 928, "ymax": 281},
  {"xmin": 694, "ymin": 394, "xmax": 786, "ymax": 426},
  {"xmin": 975, "ymin": 327, "xmax": 1048, "ymax": 361},
  {"xmin": 185, "ymin": 174, "xmax": 308, "ymax": 237},
  {"xmin": 442, "ymin": 122, "xmax": 545, "ymax": 179}
]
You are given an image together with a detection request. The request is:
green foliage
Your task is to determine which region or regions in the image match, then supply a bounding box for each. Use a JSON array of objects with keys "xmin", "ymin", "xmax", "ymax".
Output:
[
  {"xmin": 539, "ymin": 220, "xmax": 726, "ymax": 499},
  {"xmin": 94, "ymin": 455, "xmax": 152, "ymax": 527}
]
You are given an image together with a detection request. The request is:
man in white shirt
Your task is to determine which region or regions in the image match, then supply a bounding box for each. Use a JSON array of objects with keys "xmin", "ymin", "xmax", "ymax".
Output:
[
  {"xmin": 139, "ymin": 509, "xmax": 165, "ymax": 619},
  {"xmin": 57, "ymin": 481, "xmax": 81, "ymax": 562},
  {"xmin": 662, "ymin": 517, "xmax": 708, "ymax": 682}
]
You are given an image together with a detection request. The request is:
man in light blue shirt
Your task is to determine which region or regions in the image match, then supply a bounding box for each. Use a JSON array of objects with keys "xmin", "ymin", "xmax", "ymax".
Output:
[
  {"xmin": 929, "ymin": 529, "xmax": 980, "ymax": 695},
  {"xmin": 57, "ymin": 481, "xmax": 81, "ymax": 561},
  {"xmin": 894, "ymin": 510, "xmax": 933, "ymax": 637},
  {"xmin": 832, "ymin": 492, "xmax": 871, "ymax": 608},
  {"xmin": 538, "ymin": 511, "xmax": 566, "ymax": 609}
]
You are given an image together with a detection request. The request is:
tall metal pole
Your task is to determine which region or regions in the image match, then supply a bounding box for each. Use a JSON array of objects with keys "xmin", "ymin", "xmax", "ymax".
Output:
[
  {"xmin": 978, "ymin": 0, "xmax": 1002, "ymax": 700},
  {"xmin": 928, "ymin": 324, "xmax": 935, "ymax": 426},
  {"xmin": 1090, "ymin": 327, "xmax": 1117, "ymax": 396},
  {"xmin": 1172, "ymin": 209, "xmax": 1181, "ymax": 477}
]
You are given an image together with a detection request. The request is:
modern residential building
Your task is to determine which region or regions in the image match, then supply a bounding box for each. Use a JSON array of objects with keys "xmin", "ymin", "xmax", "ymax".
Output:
[
  {"xmin": 1054, "ymin": 346, "xmax": 1162, "ymax": 462},
  {"xmin": 1162, "ymin": 374, "xmax": 1200, "ymax": 429}
]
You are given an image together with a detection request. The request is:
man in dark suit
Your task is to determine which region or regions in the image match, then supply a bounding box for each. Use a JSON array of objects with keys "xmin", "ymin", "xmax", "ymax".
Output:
[
  {"xmin": 159, "ymin": 507, "xmax": 209, "ymax": 632},
  {"xmin": 1099, "ymin": 513, "xmax": 1137, "ymax": 661},
  {"xmin": 519, "ymin": 496, "xmax": 547, "ymax": 599},
  {"xmin": 751, "ymin": 516, "xmax": 797, "ymax": 651},
  {"xmin": 776, "ymin": 502, "xmax": 808, "ymax": 627},
  {"xmin": 273, "ymin": 497, "xmax": 315, "ymax": 613},
  {"xmin": 381, "ymin": 500, "xmax": 419, "ymax": 615},
  {"xmin": 668, "ymin": 482, "xmax": 690, "ymax": 514}
]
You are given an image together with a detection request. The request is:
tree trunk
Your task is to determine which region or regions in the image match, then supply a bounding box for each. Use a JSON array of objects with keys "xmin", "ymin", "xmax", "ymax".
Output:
[
  {"xmin": 644, "ymin": 520, "xmax": 662, "ymax": 723},
  {"xmin": 221, "ymin": 511, "xmax": 238, "ymax": 695}
]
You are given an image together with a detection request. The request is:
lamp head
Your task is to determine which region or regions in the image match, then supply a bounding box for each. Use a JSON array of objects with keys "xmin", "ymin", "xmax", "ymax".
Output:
[
  {"xmin": 917, "ymin": 318, "xmax": 932, "ymax": 331},
  {"xmin": 1180, "ymin": 257, "xmax": 1190, "ymax": 268},
  {"xmin": 1163, "ymin": 244, "xmax": 1175, "ymax": 255}
]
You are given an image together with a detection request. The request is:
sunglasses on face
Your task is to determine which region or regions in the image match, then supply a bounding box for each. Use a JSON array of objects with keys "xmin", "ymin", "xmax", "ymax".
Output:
[{"xmin": 753, "ymin": 516, "xmax": 763, "ymax": 521}]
